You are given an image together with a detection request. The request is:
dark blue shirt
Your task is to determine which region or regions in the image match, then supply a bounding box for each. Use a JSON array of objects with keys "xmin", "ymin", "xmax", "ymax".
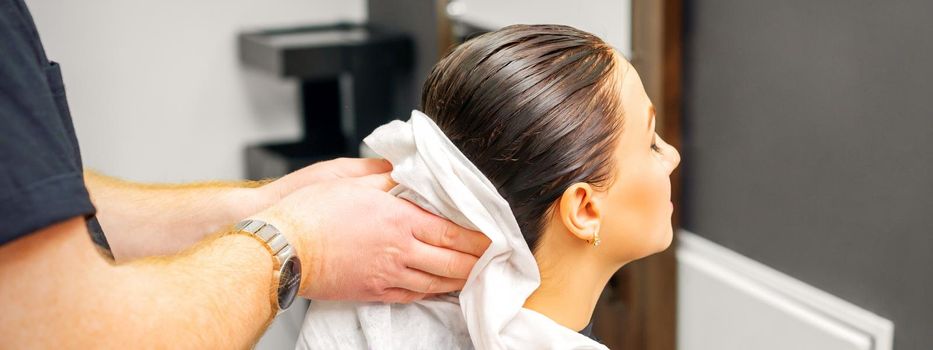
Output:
[{"xmin": 0, "ymin": 0, "xmax": 98, "ymax": 246}]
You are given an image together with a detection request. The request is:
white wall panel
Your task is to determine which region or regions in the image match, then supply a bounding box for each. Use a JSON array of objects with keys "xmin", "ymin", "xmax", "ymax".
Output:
[{"xmin": 678, "ymin": 231, "xmax": 893, "ymax": 350}]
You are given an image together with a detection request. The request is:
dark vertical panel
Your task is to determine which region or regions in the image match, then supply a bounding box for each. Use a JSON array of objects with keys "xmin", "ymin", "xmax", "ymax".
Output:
[
  {"xmin": 367, "ymin": 0, "xmax": 449, "ymax": 117},
  {"xmin": 682, "ymin": 1, "xmax": 933, "ymax": 348}
]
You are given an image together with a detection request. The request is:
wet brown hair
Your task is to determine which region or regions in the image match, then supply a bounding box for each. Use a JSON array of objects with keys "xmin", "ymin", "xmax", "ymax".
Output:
[{"xmin": 421, "ymin": 24, "xmax": 625, "ymax": 250}]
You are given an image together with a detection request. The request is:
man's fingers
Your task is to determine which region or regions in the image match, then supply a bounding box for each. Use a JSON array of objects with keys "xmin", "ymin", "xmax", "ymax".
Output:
[
  {"xmin": 405, "ymin": 240, "xmax": 478, "ymax": 280},
  {"xmin": 348, "ymin": 173, "xmax": 397, "ymax": 192},
  {"xmin": 411, "ymin": 213, "xmax": 491, "ymax": 258},
  {"xmin": 378, "ymin": 288, "xmax": 428, "ymax": 304},
  {"xmin": 394, "ymin": 268, "xmax": 467, "ymax": 294},
  {"xmin": 330, "ymin": 158, "xmax": 393, "ymax": 178}
]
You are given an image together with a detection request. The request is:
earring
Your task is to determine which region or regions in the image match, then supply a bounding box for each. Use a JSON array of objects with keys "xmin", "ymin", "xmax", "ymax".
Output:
[{"xmin": 591, "ymin": 228, "xmax": 601, "ymax": 247}]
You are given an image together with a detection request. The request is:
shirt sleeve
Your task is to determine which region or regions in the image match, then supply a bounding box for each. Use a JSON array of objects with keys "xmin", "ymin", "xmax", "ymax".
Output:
[{"xmin": 0, "ymin": 1, "xmax": 96, "ymax": 245}]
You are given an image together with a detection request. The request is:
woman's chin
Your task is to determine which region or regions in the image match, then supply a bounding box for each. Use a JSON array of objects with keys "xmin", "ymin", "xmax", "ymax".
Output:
[
  {"xmin": 654, "ymin": 225, "xmax": 675, "ymax": 253},
  {"xmin": 628, "ymin": 226, "xmax": 675, "ymax": 262}
]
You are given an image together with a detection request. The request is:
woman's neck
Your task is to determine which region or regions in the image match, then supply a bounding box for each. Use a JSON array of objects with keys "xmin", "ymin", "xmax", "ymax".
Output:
[{"xmin": 523, "ymin": 242, "xmax": 622, "ymax": 332}]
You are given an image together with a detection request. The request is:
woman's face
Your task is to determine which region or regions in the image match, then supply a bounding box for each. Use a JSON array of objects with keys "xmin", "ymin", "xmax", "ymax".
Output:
[{"xmin": 598, "ymin": 60, "xmax": 681, "ymax": 263}]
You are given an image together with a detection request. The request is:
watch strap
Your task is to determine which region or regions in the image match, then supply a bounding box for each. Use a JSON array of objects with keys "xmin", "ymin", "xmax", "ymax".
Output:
[
  {"xmin": 233, "ymin": 219, "xmax": 301, "ymax": 316},
  {"xmin": 234, "ymin": 219, "xmax": 298, "ymax": 268}
]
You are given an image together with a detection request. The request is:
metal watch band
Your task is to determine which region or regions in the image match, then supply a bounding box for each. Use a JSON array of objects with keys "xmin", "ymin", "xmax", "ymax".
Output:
[
  {"xmin": 234, "ymin": 219, "xmax": 302, "ymax": 314},
  {"xmin": 234, "ymin": 219, "xmax": 298, "ymax": 265}
]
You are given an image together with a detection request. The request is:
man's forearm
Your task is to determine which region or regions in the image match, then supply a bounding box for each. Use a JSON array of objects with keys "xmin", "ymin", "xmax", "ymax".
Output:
[
  {"xmin": 0, "ymin": 217, "xmax": 275, "ymax": 349},
  {"xmin": 85, "ymin": 171, "xmax": 276, "ymax": 260}
]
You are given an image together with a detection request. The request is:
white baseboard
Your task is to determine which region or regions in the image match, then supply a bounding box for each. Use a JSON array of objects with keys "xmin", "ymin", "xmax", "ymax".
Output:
[{"xmin": 677, "ymin": 230, "xmax": 893, "ymax": 350}]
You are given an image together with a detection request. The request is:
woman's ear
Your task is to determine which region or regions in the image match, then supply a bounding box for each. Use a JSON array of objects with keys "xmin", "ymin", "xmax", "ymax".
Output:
[{"xmin": 558, "ymin": 183, "xmax": 603, "ymax": 244}]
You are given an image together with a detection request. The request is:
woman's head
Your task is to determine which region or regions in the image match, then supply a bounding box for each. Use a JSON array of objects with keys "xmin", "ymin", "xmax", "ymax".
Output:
[{"xmin": 421, "ymin": 24, "xmax": 680, "ymax": 264}]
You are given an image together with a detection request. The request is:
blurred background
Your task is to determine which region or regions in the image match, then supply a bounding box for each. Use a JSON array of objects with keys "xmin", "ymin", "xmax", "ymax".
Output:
[{"xmin": 26, "ymin": 0, "xmax": 931, "ymax": 349}]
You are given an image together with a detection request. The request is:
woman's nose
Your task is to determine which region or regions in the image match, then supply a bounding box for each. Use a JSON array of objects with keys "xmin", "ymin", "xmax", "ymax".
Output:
[
  {"xmin": 667, "ymin": 146, "xmax": 681, "ymax": 174},
  {"xmin": 659, "ymin": 137, "xmax": 680, "ymax": 174}
]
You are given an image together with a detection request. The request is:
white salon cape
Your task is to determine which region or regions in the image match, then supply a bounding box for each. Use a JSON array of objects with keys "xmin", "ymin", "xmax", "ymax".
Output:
[{"xmin": 296, "ymin": 110, "xmax": 607, "ymax": 350}]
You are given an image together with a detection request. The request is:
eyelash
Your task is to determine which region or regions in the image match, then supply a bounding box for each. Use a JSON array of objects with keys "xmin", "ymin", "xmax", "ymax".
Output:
[{"xmin": 651, "ymin": 136, "xmax": 663, "ymax": 153}]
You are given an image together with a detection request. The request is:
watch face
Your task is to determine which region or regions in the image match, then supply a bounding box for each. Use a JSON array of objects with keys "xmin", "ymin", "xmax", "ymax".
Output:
[{"xmin": 277, "ymin": 256, "xmax": 301, "ymax": 310}]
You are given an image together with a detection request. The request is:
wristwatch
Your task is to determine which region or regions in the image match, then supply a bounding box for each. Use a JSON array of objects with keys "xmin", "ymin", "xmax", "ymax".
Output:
[{"xmin": 234, "ymin": 219, "xmax": 302, "ymax": 315}]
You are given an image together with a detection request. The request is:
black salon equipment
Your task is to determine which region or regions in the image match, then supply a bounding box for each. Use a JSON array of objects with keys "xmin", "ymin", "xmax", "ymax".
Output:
[{"xmin": 238, "ymin": 23, "xmax": 412, "ymax": 180}]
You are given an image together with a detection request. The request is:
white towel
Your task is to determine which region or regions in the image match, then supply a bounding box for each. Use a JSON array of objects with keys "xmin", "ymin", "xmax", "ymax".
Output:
[{"xmin": 296, "ymin": 110, "xmax": 607, "ymax": 350}]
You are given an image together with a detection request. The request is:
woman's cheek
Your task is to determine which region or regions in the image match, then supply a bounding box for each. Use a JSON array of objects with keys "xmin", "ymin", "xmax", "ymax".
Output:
[
  {"xmin": 637, "ymin": 167, "xmax": 673, "ymax": 251},
  {"xmin": 612, "ymin": 173, "xmax": 666, "ymax": 254}
]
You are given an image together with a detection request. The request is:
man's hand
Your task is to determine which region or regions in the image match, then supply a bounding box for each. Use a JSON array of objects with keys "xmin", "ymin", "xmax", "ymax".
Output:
[
  {"xmin": 252, "ymin": 173, "xmax": 491, "ymax": 303},
  {"xmin": 259, "ymin": 157, "xmax": 393, "ymax": 202}
]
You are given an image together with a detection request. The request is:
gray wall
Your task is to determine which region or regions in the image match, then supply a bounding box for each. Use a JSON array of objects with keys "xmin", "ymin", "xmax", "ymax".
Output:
[
  {"xmin": 681, "ymin": 1, "xmax": 933, "ymax": 349},
  {"xmin": 28, "ymin": 0, "xmax": 365, "ymax": 183}
]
